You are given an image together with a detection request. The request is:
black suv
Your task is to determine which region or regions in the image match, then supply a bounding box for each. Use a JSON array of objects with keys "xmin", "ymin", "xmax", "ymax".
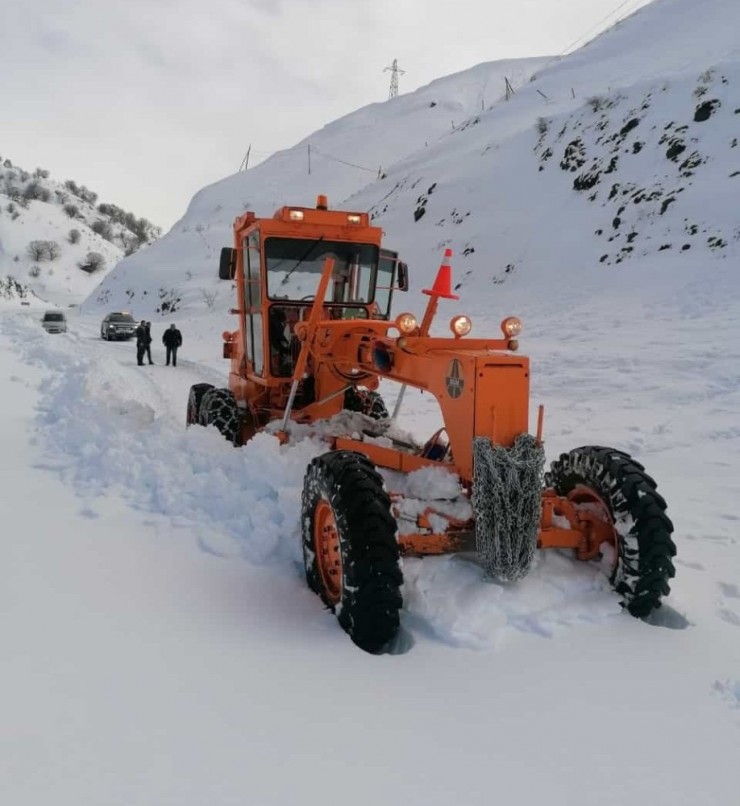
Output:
[{"xmin": 101, "ymin": 312, "xmax": 137, "ymax": 340}]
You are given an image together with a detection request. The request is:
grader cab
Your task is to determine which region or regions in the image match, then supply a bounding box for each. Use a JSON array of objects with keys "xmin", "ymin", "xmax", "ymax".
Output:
[{"xmin": 187, "ymin": 195, "xmax": 676, "ymax": 653}]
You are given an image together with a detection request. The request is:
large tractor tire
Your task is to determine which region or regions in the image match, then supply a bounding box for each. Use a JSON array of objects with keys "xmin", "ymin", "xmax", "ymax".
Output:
[
  {"xmin": 343, "ymin": 387, "xmax": 389, "ymax": 420},
  {"xmin": 302, "ymin": 450, "xmax": 402, "ymax": 653},
  {"xmin": 186, "ymin": 383, "xmax": 214, "ymax": 426},
  {"xmin": 545, "ymin": 446, "xmax": 676, "ymax": 618},
  {"xmin": 198, "ymin": 387, "xmax": 242, "ymax": 446}
]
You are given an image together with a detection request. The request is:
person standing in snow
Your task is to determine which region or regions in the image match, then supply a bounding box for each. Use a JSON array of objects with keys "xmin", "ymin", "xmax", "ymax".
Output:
[
  {"xmin": 162, "ymin": 323, "xmax": 182, "ymax": 366},
  {"xmin": 144, "ymin": 321, "xmax": 154, "ymax": 365},
  {"xmin": 135, "ymin": 320, "xmax": 147, "ymax": 366}
]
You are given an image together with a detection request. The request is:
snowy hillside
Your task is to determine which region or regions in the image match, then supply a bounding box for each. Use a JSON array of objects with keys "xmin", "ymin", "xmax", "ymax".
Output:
[
  {"xmin": 347, "ymin": 0, "xmax": 740, "ymax": 297},
  {"xmin": 0, "ymin": 158, "xmax": 160, "ymax": 308},
  {"xmin": 80, "ymin": 57, "xmax": 547, "ymax": 318},
  {"xmin": 4, "ymin": 1, "xmax": 740, "ymax": 804},
  {"xmin": 83, "ymin": 0, "xmax": 739, "ymax": 323}
]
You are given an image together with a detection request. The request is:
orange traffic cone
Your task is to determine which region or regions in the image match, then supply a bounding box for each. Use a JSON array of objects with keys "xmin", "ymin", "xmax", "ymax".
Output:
[{"xmin": 423, "ymin": 248, "xmax": 459, "ymax": 300}]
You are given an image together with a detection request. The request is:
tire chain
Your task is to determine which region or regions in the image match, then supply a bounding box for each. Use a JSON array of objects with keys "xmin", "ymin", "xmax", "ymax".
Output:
[
  {"xmin": 198, "ymin": 387, "xmax": 241, "ymax": 445},
  {"xmin": 472, "ymin": 434, "xmax": 545, "ymax": 581},
  {"xmin": 343, "ymin": 388, "xmax": 389, "ymax": 420}
]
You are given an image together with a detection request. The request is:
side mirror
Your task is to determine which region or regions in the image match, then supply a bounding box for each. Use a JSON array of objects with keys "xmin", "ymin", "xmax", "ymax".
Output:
[
  {"xmin": 396, "ymin": 261, "xmax": 409, "ymax": 292},
  {"xmin": 219, "ymin": 247, "xmax": 237, "ymax": 280}
]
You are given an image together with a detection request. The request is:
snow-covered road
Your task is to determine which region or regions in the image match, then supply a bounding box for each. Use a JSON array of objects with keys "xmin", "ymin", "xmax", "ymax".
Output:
[{"xmin": 2, "ymin": 303, "xmax": 739, "ymax": 804}]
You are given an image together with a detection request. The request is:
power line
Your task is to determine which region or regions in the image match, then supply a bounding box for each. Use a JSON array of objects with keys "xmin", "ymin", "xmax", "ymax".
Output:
[
  {"xmin": 310, "ymin": 146, "xmax": 377, "ymax": 174},
  {"xmin": 538, "ymin": 0, "xmax": 643, "ymax": 75},
  {"xmin": 563, "ymin": 0, "xmax": 641, "ymax": 54},
  {"xmin": 238, "ymin": 144, "xmax": 377, "ymax": 174}
]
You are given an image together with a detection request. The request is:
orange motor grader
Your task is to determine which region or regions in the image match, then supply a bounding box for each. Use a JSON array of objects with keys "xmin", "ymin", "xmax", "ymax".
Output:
[{"xmin": 187, "ymin": 195, "xmax": 676, "ymax": 653}]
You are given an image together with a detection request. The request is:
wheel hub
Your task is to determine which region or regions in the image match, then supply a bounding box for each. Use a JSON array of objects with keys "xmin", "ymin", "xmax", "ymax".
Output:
[
  {"xmin": 567, "ymin": 485, "xmax": 618, "ymax": 564},
  {"xmin": 314, "ymin": 499, "xmax": 342, "ymax": 604}
]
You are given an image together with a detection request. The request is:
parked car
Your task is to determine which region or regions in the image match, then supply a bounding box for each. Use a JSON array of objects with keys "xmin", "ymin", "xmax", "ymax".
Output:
[
  {"xmin": 41, "ymin": 310, "xmax": 67, "ymax": 334},
  {"xmin": 101, "ymin": 312, "xmax": 137, "ymax": 340}
]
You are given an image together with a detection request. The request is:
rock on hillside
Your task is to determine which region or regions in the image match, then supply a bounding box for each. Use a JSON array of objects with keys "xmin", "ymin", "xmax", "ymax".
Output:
[
  {"xmin": 352, "ymin": 64, "xmax": 739, "ymax": 301},
  {"xmin": 535, "ymin": 72, "xmax": 738, "ymax": 268}
]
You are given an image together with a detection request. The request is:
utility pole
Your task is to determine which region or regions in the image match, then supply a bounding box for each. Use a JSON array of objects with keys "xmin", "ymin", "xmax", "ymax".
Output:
[
  {"xmin": 504, "ymin": 77, "xmax": 514, "ymax": 101},
  {"xmin": 384, "ymin": 59, "xmax": 405, "ymax": 99}
]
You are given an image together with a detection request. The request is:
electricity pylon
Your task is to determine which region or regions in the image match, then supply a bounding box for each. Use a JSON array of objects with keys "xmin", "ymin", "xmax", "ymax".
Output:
[{"xmin": 384, "ymin": 59, "xmax": 405, "ymax": 99}]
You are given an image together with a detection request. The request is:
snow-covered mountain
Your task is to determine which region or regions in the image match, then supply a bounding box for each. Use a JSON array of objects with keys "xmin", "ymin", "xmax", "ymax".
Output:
[
  {"xmin": 0, "ymin": 157, "xmax": 160, "ymax": 308},
  {"xmin": 83, "ymin": 0, "xmax": 738, "ymax": 323},
  {"xmin": 80, "ymin": 57, "xmax": 548, "ymax": 317}
]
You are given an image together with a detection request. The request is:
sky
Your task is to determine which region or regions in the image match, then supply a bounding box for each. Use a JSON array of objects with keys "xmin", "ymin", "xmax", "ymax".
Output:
[{"xmin": 1, "ymin": 0, "xmax": 651, "ymax": 231}]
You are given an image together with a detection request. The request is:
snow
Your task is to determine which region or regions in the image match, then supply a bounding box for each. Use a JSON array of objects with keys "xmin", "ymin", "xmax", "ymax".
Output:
[
  {"xmin": 0, "ymin": 165, "xmax": 158, "ymax": 309},
  {"xmin": 4, "ymin": 0, "xmax": 740, "ymax": 802}
]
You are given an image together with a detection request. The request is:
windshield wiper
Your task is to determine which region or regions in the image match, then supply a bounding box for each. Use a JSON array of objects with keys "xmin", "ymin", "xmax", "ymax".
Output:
[{"xmin": 280, "ymin": 236, "xmax": 325, "ymax": 286}]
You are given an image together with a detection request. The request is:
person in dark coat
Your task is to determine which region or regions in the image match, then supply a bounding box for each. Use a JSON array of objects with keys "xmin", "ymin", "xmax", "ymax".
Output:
[
  {"xmin": 144, "ymin": 321, "xmax": 154, "ymax": 365},
  {"xmin": 135, "ymin": 320, "xmax": 147, "ymax": 366},
  {"xmin": 162, "ymin": 323, "xmax": 183, "ymax": 366}
]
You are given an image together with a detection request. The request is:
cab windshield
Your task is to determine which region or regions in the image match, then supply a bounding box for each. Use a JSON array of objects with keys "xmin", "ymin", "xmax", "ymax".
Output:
[{"xmin": 265, "ymin": 237, "xmax": 379, "ymax": 305}]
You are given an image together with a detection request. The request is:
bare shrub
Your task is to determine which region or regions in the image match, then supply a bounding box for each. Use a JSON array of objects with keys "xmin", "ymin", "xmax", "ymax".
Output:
[
  {"xmin": 200, "ymin": 288, "xmax": 217, "ymax": 309},
  {"xmin": 68, "ymin": 229, "xmax": 81, "ymax": 244},
  {"xmin": 122, "ymin": 234, "xmax": 141, "ymax": 256},
  {"xmin": 78, "ymin": 185, "xmax": 98, "ymax": 205},
  {"xmin": 27, "ymin": 241, "xmax": 45, "ymax": 260},
  {"xmin": 91, "ymin": 219, "xmax": 114, "ymax": 241},
  {"xmin": 23, "ymin": 181, "xmax": 50, "ymax": 202},
  {"xmin": 78, "ymin": 251, "xmax": 106, "ymax": 273},
  {"xmin": 27, "ymin": 240, "xmax": 60, "ymax": 261}
]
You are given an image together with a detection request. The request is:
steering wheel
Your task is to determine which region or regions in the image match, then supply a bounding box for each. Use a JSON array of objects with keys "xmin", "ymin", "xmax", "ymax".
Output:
[{"xmin": 301, "ymin": 295, "xmax": 315, "ymax": 301}]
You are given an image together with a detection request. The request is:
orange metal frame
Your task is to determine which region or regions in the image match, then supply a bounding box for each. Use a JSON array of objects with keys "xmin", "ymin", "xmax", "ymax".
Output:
[{"xmin": 219, "ymin": 198, "xmax": 617, "ymax": 562}]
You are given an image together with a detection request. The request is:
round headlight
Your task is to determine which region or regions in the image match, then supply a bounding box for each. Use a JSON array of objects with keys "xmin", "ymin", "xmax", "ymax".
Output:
[
  {"xmin": 501, "ymin": 316, "xmax": 522, "ymax": 337},
  {"xmin": 450, "ymin": 315, "xmax": 472, "ymax": 337},
  {"xmin": 395, "ymin": 312, "xmax": 418, "ymax": 335}
]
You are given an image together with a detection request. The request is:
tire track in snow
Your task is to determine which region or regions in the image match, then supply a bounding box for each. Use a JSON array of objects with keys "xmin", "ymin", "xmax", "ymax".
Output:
[{"xmin": 2, "ymin": 312, "xmax": 325, "ymax": 569}]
